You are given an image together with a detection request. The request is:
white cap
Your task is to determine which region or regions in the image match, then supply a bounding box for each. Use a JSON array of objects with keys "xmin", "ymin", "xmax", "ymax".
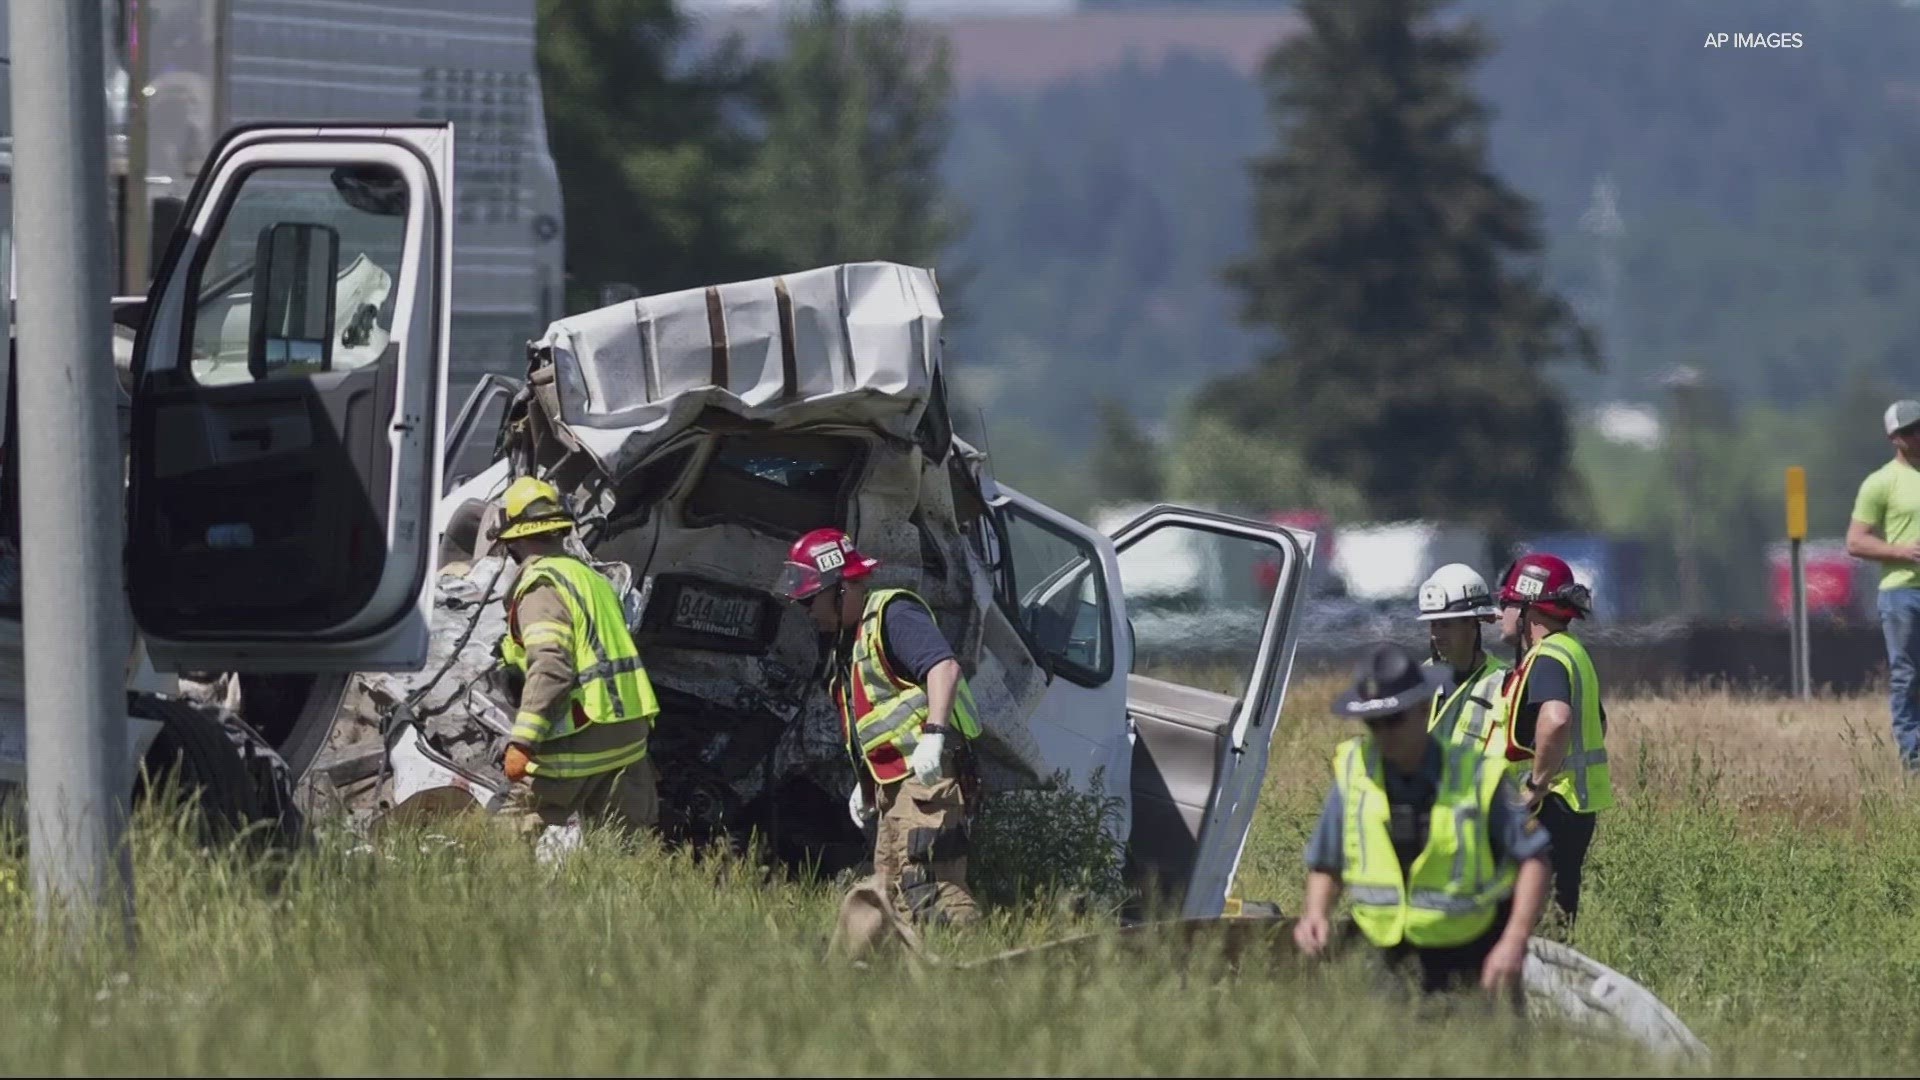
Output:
[{"xmin": 1416, "ymin": 563, "xmax": 1497, "ymax": 622}]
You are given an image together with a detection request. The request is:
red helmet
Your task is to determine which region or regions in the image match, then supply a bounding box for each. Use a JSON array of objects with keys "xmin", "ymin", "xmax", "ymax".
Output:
[
  {"xmin": 1497, "ymin": 553, "xmax": 1591, "ymax": 622},
  {"xmin": 772, "ymin": 527, "xmax": 878, "ymax": 603}
]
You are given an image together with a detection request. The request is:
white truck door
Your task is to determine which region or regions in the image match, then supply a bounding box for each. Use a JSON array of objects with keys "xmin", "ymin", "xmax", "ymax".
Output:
[
  {"xmin": 1106, "ymin": 505, "xmax": 1314, "ymax": 919},
  {"xmin": 124, "ymin": 124, "xmax": 454, "ymax": 673}
]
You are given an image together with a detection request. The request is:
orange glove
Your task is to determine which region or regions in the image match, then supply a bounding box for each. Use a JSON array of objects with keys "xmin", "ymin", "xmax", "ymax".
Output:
[{"xmin": 504, "ymin": 744, "xmax": 532, "ymax": 783}]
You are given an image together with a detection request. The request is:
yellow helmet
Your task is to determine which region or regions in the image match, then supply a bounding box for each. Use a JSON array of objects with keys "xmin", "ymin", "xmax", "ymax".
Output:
[{"xmin": 494, "ymin": 475, "xmax": 573, "ymax": 540}]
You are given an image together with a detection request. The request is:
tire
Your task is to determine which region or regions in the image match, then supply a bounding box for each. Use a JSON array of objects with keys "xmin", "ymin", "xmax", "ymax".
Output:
[{"xmin": 129, "ymin": 692, "xmax": 271, "ymax": 842}]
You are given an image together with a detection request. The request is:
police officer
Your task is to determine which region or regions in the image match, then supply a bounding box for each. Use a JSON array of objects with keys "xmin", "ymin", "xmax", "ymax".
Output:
[
  {"xmin": 773, "ymin": 527, "xmax": 985, "ymax": 927},
  {"xmin": 1415, "ymin": 563, "xmax": 1511, "ymax": 756},
  {"xmin": 492, "ymin": 475, "xmax": 661, "ymax": 839},
  {"xmin": 1293, "ymin": 642, "xmax": 1552, "ymax": 1003}
]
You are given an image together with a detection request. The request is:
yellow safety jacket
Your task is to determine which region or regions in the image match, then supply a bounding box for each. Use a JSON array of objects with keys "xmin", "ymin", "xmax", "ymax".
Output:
[
  {"xmin": 1502, "ymin": 631, "xmax": 1613, "ymax": 813},
  {"xmin": 1427, "ymin": 654, "xmax": 1511, "ymax": 755},
  {"xmin": 1335, "ymin": 736, "xmax": 1517, "ymax": 949},
  {"xmin": 500, "ymin": 555, "xmax": 659, "ymax": 779},
  {"xmin": 831, "ymin": 588, "xmax": 982, "ymax": 785}
]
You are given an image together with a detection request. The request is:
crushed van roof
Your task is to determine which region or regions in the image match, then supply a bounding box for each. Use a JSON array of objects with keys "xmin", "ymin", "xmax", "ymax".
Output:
[{"xmin": 533, "ymin": 262, "xmax": 947, "ymax": 478}]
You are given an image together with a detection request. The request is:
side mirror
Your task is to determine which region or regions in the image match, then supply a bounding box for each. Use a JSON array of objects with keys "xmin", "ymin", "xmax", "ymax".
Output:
[{"xmin": 248, "ymin": 221, "xmax": 341, "ymax": 380}]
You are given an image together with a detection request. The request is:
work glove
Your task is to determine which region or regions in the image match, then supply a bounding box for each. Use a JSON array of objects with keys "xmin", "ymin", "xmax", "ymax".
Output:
[
  {"xmin": 504, "ymin": 744, "xmax": 532, "ymax": 783},
  {"xmin": 909, "ymin": 732, "xmax": 946, "ymax": 786},
  {"xmin": 848, "ymin": 783, "xmax": 875, "ymax": 828}
]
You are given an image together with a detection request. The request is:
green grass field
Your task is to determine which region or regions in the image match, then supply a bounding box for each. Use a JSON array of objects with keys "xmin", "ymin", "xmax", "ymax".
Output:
[{"xmin": 1, "ymin": 678, "xmax": 1918, "ymax": 1075}]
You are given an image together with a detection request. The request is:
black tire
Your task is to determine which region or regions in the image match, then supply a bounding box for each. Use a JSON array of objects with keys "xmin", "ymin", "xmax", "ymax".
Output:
[{"xmin": 130, "ymin": 692, "xmax": 265, "ymax": 841}]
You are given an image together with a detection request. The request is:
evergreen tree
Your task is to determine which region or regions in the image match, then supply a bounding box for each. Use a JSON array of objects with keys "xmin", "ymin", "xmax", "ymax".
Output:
[
  {"xmin": 536, "ymin": 0, "xmax": 766, "ymax": 311},
  {"xmin": 1089, "ymin": 399, "xmax": 1165, "ymax": 505},
  {"xmin": 1206, "ymin": 0, "xmax": 1597, "ymax": 533},
  {"xmin": 733, "ymin": 0, "xmax": 960, "ymax": 280}
]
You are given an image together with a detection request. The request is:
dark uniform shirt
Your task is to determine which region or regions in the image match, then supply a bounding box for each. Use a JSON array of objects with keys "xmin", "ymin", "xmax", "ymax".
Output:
[
  {"xmin": 1509, "ymin": 650, "xmax": 1574, "ymax": 752},
  {"xmin": 1303, "ymin": 735, "xmax": 1551, "ymax": 874},
  {"xmin": 879, "ymin": 598, "xmax": 956, "ymax": 683}
]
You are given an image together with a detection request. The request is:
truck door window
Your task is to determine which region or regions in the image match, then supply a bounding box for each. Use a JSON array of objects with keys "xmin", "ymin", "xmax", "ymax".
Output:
[
  {"xmin": 185, "ymin": 165, "xmax": 407, "ymax": 386},
  {"xmin": 999, "ymin": 504, "xmax": 1112, "ymax": 684},
  {"xmin": 1117, "ymin": 524, "xmax": 1280, "ymax": 693}
]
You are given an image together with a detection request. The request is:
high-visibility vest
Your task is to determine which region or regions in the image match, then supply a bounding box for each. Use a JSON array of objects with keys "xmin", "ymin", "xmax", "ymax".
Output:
[
  {"xmin": 1334, "ymin": 736, "xmax": 1517, "ymax": 949},
  {"xmin": 1502, "ymin": 631, "xmax": 1613, "ymax": 813},
  {"xmin": 1426, "ymin": 654, "xmax": 1511, "ymax": 754},
  {"xmin": 500, "ymin": 555, "xmax": 659, "ymax": 779},
  {"xmin": 832, "ymin": 588, "xmax": 982, "ymax": 785}
]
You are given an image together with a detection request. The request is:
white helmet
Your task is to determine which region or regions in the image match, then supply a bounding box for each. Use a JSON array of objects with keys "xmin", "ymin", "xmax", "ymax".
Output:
[{"xmin": 1416, "ymin": 563, "xmax": 1497, "ymax": 622}]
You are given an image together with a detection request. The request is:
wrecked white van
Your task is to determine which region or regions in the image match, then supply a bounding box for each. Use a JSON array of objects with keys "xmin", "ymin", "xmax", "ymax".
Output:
[{"xmin": 307, "ymin": 259, "xmax": 1318, "ymax": 918}]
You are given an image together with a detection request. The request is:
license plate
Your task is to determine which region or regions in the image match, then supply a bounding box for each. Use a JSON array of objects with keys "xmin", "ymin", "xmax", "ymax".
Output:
[{"xmin": 670, "ymin": 585, "xmax": 764, "ymax": 641}]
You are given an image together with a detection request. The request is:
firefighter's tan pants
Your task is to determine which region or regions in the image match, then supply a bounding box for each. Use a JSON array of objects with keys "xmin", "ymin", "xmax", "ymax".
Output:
[
  {"xmin": 874, "ymin": 773, "xmax": 980, "ymax": 927},
  {"xmin": 506, "ymin": 755, "xmax": 659, "ymax": 840}
]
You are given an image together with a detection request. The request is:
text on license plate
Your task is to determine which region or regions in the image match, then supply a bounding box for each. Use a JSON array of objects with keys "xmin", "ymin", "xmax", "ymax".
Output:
[{"xmin": 672, "ymin": 587, "xmax": 761, "ymax": 639}]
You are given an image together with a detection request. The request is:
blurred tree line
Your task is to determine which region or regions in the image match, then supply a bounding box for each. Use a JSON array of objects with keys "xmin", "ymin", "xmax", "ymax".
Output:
[
  {"xmin": 532, "ymin": 0, "xmax": 1920, "ymax": 618},
  {"xmin": 534, "ymin": 0, "xmax": 956, "ymax": 311}
]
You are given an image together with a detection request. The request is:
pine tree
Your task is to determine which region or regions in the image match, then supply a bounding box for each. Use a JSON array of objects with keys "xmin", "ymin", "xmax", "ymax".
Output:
[
  {"xmin": 536, "ymin": 0, "xmax": 767, "ymax": 311},
  {"xmin": 1089, "ymin": 399, "xmax": 1165, "ymax": 505},
  {"xmin": 1211, "ymin": 0, "xmax": 1597, "ymax": 533},
  {"xmin": 733, "ymin": 0, "xmax": 960, "ymax": 279}
]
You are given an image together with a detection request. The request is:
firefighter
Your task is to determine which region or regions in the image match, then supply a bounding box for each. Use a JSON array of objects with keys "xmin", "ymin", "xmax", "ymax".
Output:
[
  {"xmin": 1494, "ymin": 552, "xmax": 1613, "ymax": 927},
  {"xmin": 773, "ymin": 527, "xmax": 984, "ymax": 927},
  {"xmin": 1415, "ymin": 563, "xmax": 1511, "ymax": 756},
  {"xmin": 1293, "ymin": 642, "xmax": 1552, "ymax": 1004},
  {"xmin": 491, "ymin": 475, "xmax": 661, "ymax": 840}
]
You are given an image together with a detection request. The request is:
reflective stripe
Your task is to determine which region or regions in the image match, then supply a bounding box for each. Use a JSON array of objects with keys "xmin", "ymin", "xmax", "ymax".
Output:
[
  {"xmin": 1451, "ymin": 801, "xmax": 1480, "ymax": 888},
  {"xmin": 527, "ymin": 736, "xmax": 649, "ymax": 779},
  {"xmin": 1562, "ymin": 642, "xmax": 1590, "ymax": 806},
  {"xmin": 512, "ymin": 710, "xmax": 552, "ymax": 743},
  {"xmin": 1350, "ymin": 745, "xmax": 1370, "ymax": 871},
  {"xmin": 1347, "ymin": 885, "xmax": 1401, "ymax": 906},
  {"xmin": 1410, "ymin": 883, "xmax": 1512, "ymax": 914},
  {"xmin": 579, "ymin": 655, "xmax": 649, "ymax": 683}
]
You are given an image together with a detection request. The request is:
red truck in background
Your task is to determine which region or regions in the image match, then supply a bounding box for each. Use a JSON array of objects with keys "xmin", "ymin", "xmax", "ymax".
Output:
[{"xmin": 1770, "ymin": 540, "xmax": 1875, "ymax": 621}]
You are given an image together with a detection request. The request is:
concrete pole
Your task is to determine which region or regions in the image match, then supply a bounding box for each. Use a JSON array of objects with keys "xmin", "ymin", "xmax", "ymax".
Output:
[
  {"xmin": 122, "ymin": 0, "xmax": 150, "ymax": 294},
  {"xmin": 8, "ymin": 0, "xmax": 136, "ymax": 948}
]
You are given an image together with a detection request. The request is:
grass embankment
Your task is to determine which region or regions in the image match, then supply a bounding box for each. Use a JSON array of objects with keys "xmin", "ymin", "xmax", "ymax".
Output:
[{"xmin": 0, "ymin": 679, "xmax": 1914, "ymax": 1074}]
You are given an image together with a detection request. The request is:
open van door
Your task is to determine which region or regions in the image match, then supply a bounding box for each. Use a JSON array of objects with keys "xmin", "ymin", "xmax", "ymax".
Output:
[
  {"xmin": 1109, "ymin": 505, "xmax": 1313, "ymax": 919},
  {"xmin": 991, "ymin": 485, "xmax": 1135, "ymax": 850},
  {"xmin": 124, "ymin": 124, "xmax": 453, "ymax": 673}
]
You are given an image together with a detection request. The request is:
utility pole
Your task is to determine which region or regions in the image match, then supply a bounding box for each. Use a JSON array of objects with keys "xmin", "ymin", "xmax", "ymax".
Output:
[
  {"xmin": 9, "ymin": 0, "xmax": 136, "ymax": 948},
  {"xmin": 121, "ymin": 0, "xmax": 151, "ymax": 293},
  {"xmin": 1663, "ymin": 365, "xmax": 1706, "ymax": 620}
]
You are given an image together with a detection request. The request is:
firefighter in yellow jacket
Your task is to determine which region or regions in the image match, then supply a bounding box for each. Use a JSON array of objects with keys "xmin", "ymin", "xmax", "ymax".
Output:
[
  {"xmin": 774, "ymin": 527, "xmax": 984, "ymax": 927},
  {"xmin": 491, "ymin": 475, "xmax": 661, "ymax": 838},
  {"xmin": 1293, "ymin": 642, "xmax": 1552, "ymax": 1004}
]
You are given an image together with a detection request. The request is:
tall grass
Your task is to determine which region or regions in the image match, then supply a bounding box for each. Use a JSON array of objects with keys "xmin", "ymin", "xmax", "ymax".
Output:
[{"xmin": 0, "ymin": 681, "xmax": 1914, "ymax": 1074}]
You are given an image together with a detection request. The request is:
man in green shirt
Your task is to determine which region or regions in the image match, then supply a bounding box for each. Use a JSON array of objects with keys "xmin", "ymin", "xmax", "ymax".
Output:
[{"xmin": 1848, "ymin": 399, "xmax": 1920, "ymax": 771}]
